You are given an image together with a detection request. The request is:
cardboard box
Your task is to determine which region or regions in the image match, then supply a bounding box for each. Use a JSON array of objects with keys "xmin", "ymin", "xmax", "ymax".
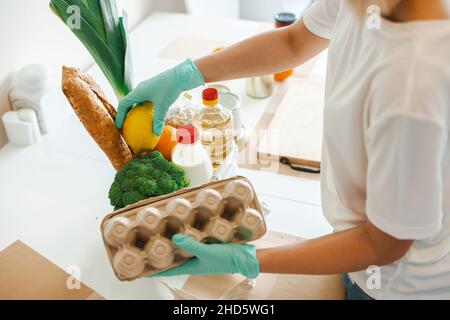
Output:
[{"xmin": 0, "ymin": 240, "xmax": 104, "ymax": 300}]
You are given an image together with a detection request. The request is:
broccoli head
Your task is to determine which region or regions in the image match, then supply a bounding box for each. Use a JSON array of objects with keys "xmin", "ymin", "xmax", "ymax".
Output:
[
  {"xmin": 142, "ymin": 151, "xmax": 164, "ymax": 161},
  {"xmin": 122, "ymin": 191, "xmax": 147, "ymax": 207},
  {"xmin": 108, "ymin": 151, "xmax": 190, "ymax": 210}
]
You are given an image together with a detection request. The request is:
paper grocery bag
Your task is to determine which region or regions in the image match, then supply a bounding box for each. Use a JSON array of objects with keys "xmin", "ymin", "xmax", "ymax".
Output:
[
  {"xmin": 0, "ymin": 240, "xmax": 104, "ymax": 300},
  {"xmin": 160, "ymin": 231, "xmax": 346, "ymax": 300}
]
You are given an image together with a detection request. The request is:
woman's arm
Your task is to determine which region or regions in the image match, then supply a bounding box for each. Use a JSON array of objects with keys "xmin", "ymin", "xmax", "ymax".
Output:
[
  {"xmin": 257, "ymin": 221, "xmax": 413, "ymax": 274},
  {"xmin": 152, "ymin": 220, "xmax": 413, "ymax": 280},
  {"xmin": 116, "ymin": 18, "xmax": 328, "ymax": 130},
  {"xmin": 195, "ymin": 19, "xmax": 329, "ymax": 83}
]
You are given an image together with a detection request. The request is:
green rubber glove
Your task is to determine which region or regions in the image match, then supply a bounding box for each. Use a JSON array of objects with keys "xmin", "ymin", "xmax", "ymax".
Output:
[
  {"xmin": 115, "ymin": 59, "xmax": 205, "ymax": 135},
  {"xmin": 148, "ymin": 234, "xmax": 260, "ymax": 279}
]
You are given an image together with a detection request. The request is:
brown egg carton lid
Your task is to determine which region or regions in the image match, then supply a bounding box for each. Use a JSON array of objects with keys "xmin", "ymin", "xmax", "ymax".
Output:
[{"xmin": 100, "ymin": 176, "xmax": 267, "ymax": 281}]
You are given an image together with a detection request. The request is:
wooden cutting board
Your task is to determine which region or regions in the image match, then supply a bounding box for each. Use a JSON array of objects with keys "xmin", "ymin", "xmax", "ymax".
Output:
[{"xmin": 257, "ymin": 78, "xmax": 325, "ymax": 170}]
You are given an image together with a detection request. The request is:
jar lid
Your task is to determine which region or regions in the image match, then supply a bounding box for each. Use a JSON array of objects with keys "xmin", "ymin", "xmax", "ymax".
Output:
[
  {"xmin": 274, "ymin": 12, "xmax": 297, "ymax": 26},
  {"xmin": 176, "ymin": 125, "xmax": 199, "ymax": 144}
]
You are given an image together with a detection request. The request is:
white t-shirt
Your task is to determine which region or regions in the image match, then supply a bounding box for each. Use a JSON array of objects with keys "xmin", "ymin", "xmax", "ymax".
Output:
[{"xmin": 303, "ymin": 0, "xmax": 450, "ymax": 299}]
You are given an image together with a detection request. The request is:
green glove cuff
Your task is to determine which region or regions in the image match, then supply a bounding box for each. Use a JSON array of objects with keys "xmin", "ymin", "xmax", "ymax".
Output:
[
  {"xmin": 174, "ymin": 58, "xmax": 205, "ymax": 91},
  {"xmin": 232, "ymin": 244, "xmax": 260, "ymax": 279}
]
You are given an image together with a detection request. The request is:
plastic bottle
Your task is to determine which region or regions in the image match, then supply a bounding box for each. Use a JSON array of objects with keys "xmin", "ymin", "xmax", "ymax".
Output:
[
  {"xmin": 165, "ymin": 92, "xmax": 199, "ymax": 128},
  {"xmin": 195, "ymin": 88, "xmax": 234, "ymax": 168},
  {"xmin": 172, "ymin": 125, "xmax": 213, "ymax": 187}
]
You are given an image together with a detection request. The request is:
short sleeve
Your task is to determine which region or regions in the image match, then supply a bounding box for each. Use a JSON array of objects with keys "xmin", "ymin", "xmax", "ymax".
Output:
[
  {"xmin": 366, "ymin": 113, "xmax": 447, "ymax": 240},
  {"xmin": 303, "ymin": 0, "xmax": 341, "ymax": 39}
]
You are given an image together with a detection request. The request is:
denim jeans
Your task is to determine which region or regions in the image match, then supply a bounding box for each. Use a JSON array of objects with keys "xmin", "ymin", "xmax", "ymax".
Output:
[{"xmin": 342, "ymin": 274, "xmax": 375, "ymax": 300}]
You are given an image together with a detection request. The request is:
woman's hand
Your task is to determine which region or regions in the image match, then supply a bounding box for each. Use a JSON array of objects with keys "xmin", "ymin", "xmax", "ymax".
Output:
[
  {"xmin": 149, "ymin": 234, "xmax": 260, "ymax": 279},
  {"xmin": 115, "ymin": 59, "xmax": 204, "ymax": 135}
]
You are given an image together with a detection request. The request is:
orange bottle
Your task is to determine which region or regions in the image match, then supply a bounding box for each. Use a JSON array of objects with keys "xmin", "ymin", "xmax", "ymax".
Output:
[{"xmin": 274, "ymin": 12, "xmax": 297, "ymax": 82}]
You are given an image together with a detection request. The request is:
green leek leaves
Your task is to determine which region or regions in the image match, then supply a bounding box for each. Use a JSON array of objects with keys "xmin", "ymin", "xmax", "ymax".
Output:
[{"xmin": 50, "ymin": 0, "xmax": 133, "ymax": 98}]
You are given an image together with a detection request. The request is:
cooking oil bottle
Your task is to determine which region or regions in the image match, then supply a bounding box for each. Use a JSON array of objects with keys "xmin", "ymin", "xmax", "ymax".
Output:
[{"xmin": 195, "ymin": 88, "xmax": 234, "ymax": 168}]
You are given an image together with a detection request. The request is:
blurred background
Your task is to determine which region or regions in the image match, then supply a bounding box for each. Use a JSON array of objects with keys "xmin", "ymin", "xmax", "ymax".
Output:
[{"xmin": 0, "ymin": 0, "xmax": 312, "ymax": 148}]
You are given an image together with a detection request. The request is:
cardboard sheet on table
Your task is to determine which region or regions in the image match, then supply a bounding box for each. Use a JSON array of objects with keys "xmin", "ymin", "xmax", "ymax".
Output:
[
  {"xmin": 292, "ymin": 57, "xmax": 319, "ymax": 79},
  {"xmin": 182, "ymin": 17, "xmax": 272, "ymax": 43},
  {"xmin": 180, "ymin": 231, "xmax": 345, "ymax": 300},
  {"xmin": 159, "ymin": 18, "xmax": 272, "ymax": 60},
  {"xmin": 0, "ymin": 240, "xmax": 103, "ymax": 300},
  {"xmin": 159, "ymin": 35, "xmax": 229, "ymax": 60}
]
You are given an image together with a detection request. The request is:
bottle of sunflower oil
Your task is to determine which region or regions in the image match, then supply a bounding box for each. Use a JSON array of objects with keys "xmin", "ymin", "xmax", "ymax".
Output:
[{"xmin": 194, "ymin": 88, "xmax": 234, "ymax": 168}]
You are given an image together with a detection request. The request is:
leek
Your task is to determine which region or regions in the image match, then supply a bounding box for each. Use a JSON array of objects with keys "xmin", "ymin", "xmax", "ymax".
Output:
[{"xmin": 50, "ymin": 0, "xmax": 133, "ymax": 98}]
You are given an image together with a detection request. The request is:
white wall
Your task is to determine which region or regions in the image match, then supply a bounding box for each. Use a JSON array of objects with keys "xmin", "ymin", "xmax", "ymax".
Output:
[
  {"xmin": 184, "ymin": 0, "xmax": 311, "ymax": 21},
  {"xmin": 0, "ymin": 0, "xmax": 185, "ymax": 148},
  {"xmin": 240, "ymin": 0, "xmax": 312, "ymax": 22},
  {"xmin": 185, "ymin": 0, "xmax": 240, "ymax": 18}
]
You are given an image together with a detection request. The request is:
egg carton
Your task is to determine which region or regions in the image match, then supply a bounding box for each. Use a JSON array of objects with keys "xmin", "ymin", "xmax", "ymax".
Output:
[{"xmin": 100, "ymin": 176, "xmax": 267, "ymax": 281}]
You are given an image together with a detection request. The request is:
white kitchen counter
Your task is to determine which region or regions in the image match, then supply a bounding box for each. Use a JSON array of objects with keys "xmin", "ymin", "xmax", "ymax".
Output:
[{"xmin": 0, "ymin": 12, "xmax": 331, "ymax": 299}]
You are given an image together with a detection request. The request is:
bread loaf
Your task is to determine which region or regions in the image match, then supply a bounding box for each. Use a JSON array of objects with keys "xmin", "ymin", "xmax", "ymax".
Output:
[{"xmin": 61, "ymin": 66, "xmax": 133, "ymax": 171}]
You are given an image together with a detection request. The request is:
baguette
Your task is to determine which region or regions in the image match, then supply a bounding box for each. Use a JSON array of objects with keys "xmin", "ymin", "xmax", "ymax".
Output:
[
  {"xmin": 61, "ymin": 66, "xmax": 133, "ymax": 171},
  {"xmin": 78, "ymin": 71, "xmax": 117, "ymax": 120}
]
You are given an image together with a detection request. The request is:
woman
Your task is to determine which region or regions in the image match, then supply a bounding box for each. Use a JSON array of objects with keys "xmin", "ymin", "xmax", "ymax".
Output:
[{"xmin": 115, "ymin": 0, "xmax": 450, "ymax": 299}]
